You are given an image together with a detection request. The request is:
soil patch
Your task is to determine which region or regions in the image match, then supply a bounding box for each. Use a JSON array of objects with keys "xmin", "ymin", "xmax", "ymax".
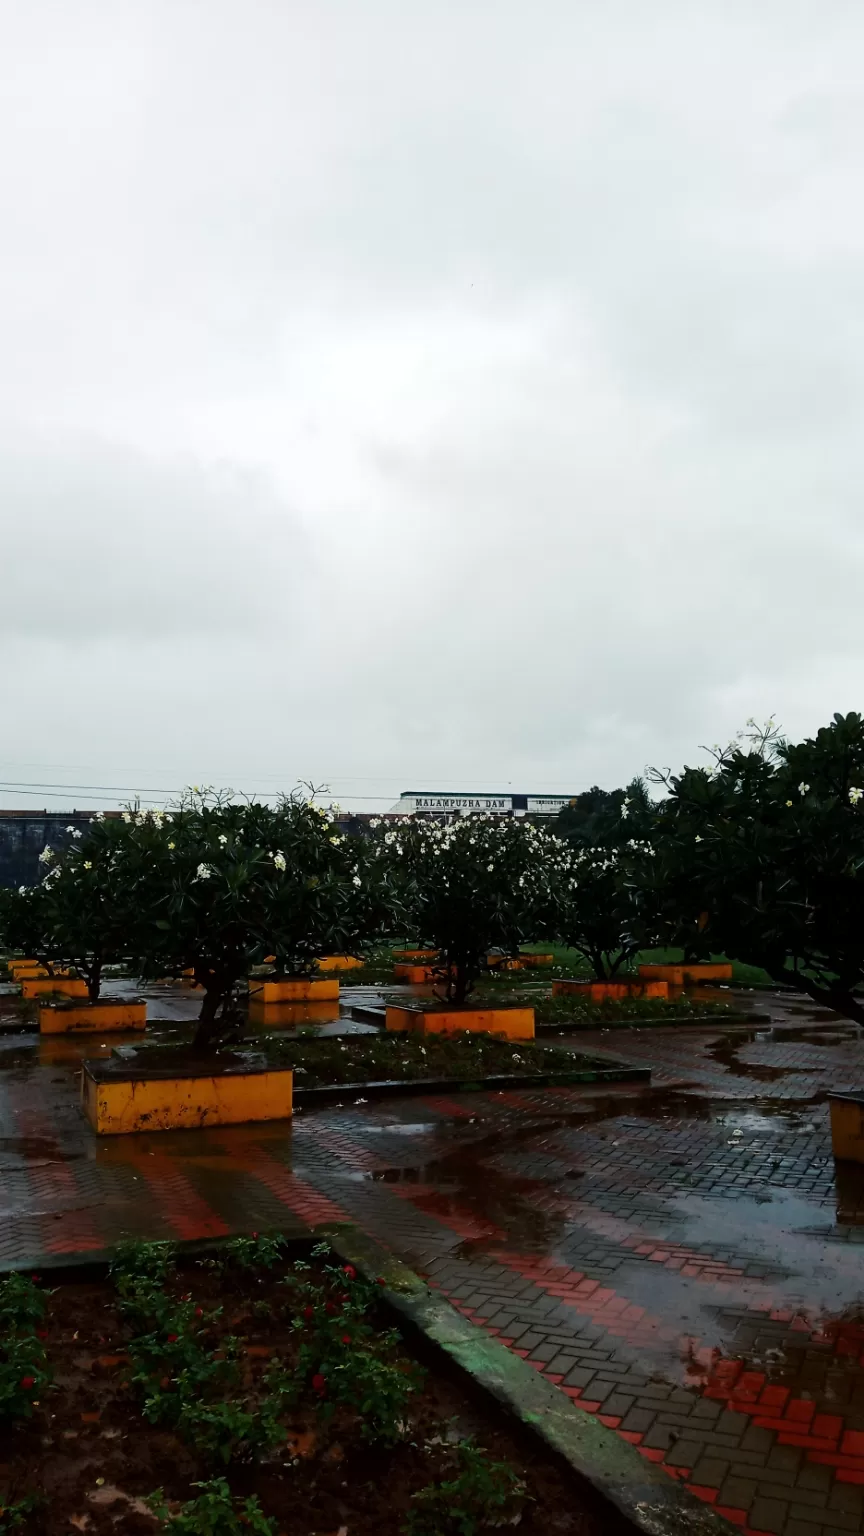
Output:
[{"xmin": 0, "ymin": 1243, "xmax": 603, "ymax": 1536}]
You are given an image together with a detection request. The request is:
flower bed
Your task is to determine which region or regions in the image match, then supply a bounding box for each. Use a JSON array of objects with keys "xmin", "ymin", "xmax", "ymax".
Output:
[
  {"xmin": 445, "ymin": 979, "xmax": 737, "ymax": 1024},
  {"xmin": 532, "ymin": 994, "xmax": 735, "ymax": 1027},
  {"xmin": 262, "ymin": 1031, "xmax": 588, "ymax": 1087},
  {"xmin": 0, "ymin": 1240, "xmax": 602, "ymax": 1535}
]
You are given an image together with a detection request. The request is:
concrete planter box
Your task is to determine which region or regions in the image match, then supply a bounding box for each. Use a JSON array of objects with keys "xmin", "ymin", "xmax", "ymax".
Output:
[
  {"xmin": 829, "ymin": 1093, "xmax": 864, "ymax": 1163},
  {"xmin": 21, "ymin": 976, "xmax": 88, "ymax": 1000},
  {"xmin": 385, "ymin": 1004, "xmax": 535, "ymax": 1040},
  {"xmin": 393, "ymin": 964, "xmax": 439, "ymax": 983},
  {"xmin": 638, "ymin": 963, "xmax": 732, "ymax": 984},
  {"xmin": 81, "ymin": 1049, "xmax": 294, "ymax": 1134},
  {"xmin": 553, "ymin": 978, "xmax": 669, "ymax": 1001},
  {"xmin": 248, "ymin": 999, "xmax": 341, "ymax": 1029},
  {"xmin": 247, "ymin": 977, "xmax": 339, "ymax": 1003},
  {"xmin": 316, "ymin": 954, "xmax": 363, "ymax": 972},
  {"xmin": 39, "ymin": 999, "xmax": 147, "ymax": 1035}
]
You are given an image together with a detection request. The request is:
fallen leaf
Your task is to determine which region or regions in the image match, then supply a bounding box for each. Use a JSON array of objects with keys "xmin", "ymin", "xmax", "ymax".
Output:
[
  {"xmin": 69, "ymin": 1515, "xmax": 91, "ymax": 1531},
  {"xmin": 285, "ymin": 1428, "xmax": 317, "ymax": 1459}
]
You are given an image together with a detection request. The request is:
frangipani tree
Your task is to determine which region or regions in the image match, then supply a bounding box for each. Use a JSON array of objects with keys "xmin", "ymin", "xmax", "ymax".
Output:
[
  {"xmin": 373, "ymin": 814, "xmax": 566, "ymax": 1005},
  {"xmin": 553, "ymin": 780, "xmax": 659, "ymax": 978},
  {"xmin": 653, "ymin": 713, "xmax": 864, "ymax": 1023},
  {"xmin": 0, "ymin": 816, "xmax": 156, "ymax": 1000},
  {"xmin": 549, "ymin": 841, "xmax": 656, "ymax": 980},
  {"xmin": 124, "ymin": 791, "xmax": 394, "ymax": 1050}
]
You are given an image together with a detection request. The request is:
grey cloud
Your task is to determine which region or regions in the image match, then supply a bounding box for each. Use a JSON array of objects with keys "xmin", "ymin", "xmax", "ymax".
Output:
[
  {"xmin": 1, "ymin": 435, "xmax": 308, "ymax": 639},
  {"xmin": 1, "ymin": 0, "xmax": 863, "ymax": 805}
]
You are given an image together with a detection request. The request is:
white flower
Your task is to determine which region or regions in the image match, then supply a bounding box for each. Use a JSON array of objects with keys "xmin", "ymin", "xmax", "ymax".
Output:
[
  {"xmin": 38, "ymin": 846, "xmax": 54, "ymax": 864},
  {"xmin": 273, "ymin": 851, "xmax": 287, "ymax": 871},
  {"xmin": 353, "ymin": 875, "xmax": 362, "ymax": 886},
  {"xmin": 620, "ymin": 806, "xmax": 630, "ymax": 819},
  {"xmin": 95, "ymin": 811, "xmax": 105, "ymax": 822},
  {"xmin": 71, "ymin": 830, "xmax": 82, "ymax": 840},
  {"xmin": 83, "ymin": 861, "xmax": 92, "ymax": 870},
  {"xmin": 65, "ymin": 825, "xmax": 75, "ymax": 833},
  {"xmin": 798, "ymin": 783, "xmax": 810, "ymax": 794},
  {"xmin": 168, "ymin": 841, "xmax": 176, "ymax": 850},
  {"xmin": 850, "ymin": 787, "xmax": 863, "ymax": 805},
  {"xmin": 17, "ymin": 885, "xmax": 26, "ymax": 894},
  {"xmin": 786, "ymin": 799, "xmax": 793, "ymax": 807},
  {"xmin": 486, "ymin": 863, "xmax": 494, "ymax": 872},
  {"xmin": 122, "ymin": 811, "xmax": 132, "ymax": 823},
  {"xmin": 196, "ymin": 863, "xmax": 213, "ymax": 880},
  {"xmin": 695, "ymin": 835, "xmax": 702, "ymax": 843}
]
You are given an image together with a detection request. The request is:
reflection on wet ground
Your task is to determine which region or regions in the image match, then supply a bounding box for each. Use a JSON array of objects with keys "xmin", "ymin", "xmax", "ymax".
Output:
[{"xmin": 1, "ymin": 981, "xmax": 864, "ymax": 1531}]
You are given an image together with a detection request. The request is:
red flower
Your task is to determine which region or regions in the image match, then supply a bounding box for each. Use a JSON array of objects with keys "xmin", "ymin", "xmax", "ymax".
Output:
[
  {"xmin": 312, "ymin": 1373, "xmax": 327, "ymax": 1396},
  {"xmin": 194, "ymin": 1308, "xmax": 204, "ymax": 1318},
  {"xmin": 325, "ymin": 1302, "xmax": 337, "ymax": 1316},
  {"xmin": 342, "ymin": 1265, "xmax": 357, "ymax": 1281},
  {"xmin": 303, "ymin": 1305, "xmax": 315, "ymax": 1321},
  {"xmin": 341, "ymin": 1334, "xmax": 351, "ymax": 1345},
  {"xmin": 252, "ymin": 1232, "xmax": 259, "ymax": 1239},
  {"xmin": 20, "ymin": 1376, "xmax": 35, "ymax": 1390},
  {"xmin": 376, "ymin": 1276, "xmax": 387, "ymax": 1287},
  {"xmin": 167, "ymin": 1334, "xmax": 178, "ymax": 1343},
  {"xmin": 37, "ymin": 1329, "xmax": 48, "ymax": 1339},
  {"xmin": 160, "ymin": 1376, "xmax": 171, "ymax": 1389}
]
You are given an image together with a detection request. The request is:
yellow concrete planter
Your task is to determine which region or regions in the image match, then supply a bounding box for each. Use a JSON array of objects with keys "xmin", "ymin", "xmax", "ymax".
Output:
[
  {"xmin": 81, "ymin": 1053, "xmax": 294, "ymax": 1134},
  {"xmin": 638, "ymin": 963, "xmax": 732, "ymax": 985},
  {"xmin": 393, "ymin": 949, "xmax": 439, "ymax": 962},
  {"xmin": 21, "ymin": 976, "xmax": 89, "ymax": 1000},
  {"xmin": 248, "ymin": 999, "xmax": 341, "ymax": 1029},
  {"xmin": 247, "ymin": 976, "xmax": 340, "ymax": 1003},
  {"xmin": 519, "ymin": 953, "xmax": 555, "ymax": 968},
  {"xmin": 8, "ymin": 960, "xmax": 49, "ymax": 979},
  {"xmin": 487, "ymin": 955, "xmax": 526, "ymax": 972},
  {"xmin": 385, "ymin": 1005, "xmax": 535, "ymax": 1040},
  {"xmin": 552, "ymin": 978, "xmax": 669, "ymax": 1001},
  {"xmin": 316, "ymin": 954, "xmax": 363, "ymax": 972},
  {"xmin": 39, "ymin": 1000, "xmax": 147, "ymax": 1035},
  {"xmin": 829, "ymin": 1094, "xmax": 864, "ymax": 1163},
  {"xmin": 393, "ymin": 964, "xmax": 439, "ymax": 983}
]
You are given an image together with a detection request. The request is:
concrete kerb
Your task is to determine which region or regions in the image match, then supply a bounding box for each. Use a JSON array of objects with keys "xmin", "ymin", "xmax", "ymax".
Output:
[
  {"xmin": 292, "ymin": 1063, "xmax": 649, "ymax": 1105},
  {"xmin": 330, "ymin": 1225, "xmax": 732, "ymax": 1536},
  {"xmin": 0, "ymin": 1226, "xmax": 730, "ymax": 1536}
]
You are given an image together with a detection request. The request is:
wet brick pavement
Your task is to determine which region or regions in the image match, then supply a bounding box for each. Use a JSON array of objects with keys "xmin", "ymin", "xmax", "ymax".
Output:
[{"xmin": 0, "ymin": 986, "xmax": 863, "ymax": 1536}]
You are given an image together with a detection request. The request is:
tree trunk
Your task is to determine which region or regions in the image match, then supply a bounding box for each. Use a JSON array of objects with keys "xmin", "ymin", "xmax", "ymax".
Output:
[
  {"xmin": 193, "ymin": 988, "xmax": 225, "ymax": 1052},
  {"xmin": 87, "ymin": 959, "xmax": 102, "ymax": 1003}
]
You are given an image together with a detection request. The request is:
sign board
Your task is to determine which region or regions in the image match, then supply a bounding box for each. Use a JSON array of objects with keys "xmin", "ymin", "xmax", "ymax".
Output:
[{"xmin": 393, "ymin": 792, "xmax": 575, "ymax": 816}]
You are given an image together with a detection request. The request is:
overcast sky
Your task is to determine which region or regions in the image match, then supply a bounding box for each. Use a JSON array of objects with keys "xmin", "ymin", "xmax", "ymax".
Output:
[{"xmin": 2, "ymin": 0, "xmax": 863, "ymax": 811}]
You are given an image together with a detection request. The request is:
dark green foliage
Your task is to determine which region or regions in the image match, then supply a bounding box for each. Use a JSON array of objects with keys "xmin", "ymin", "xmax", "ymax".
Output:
[
  {"xmin": 404, "ymin": 1440, "xmax": 527, "ymax": 1535},
  {"xmin": 652, "ymin": 712, "xmax": 864, "ymax": 1022},
  {"xmin": 0, "ymin": 1275, "xmax": 50, "ymax": 1424},
  {"xmin": 147, "ymin": 1479, "xmax": 277, "ymax": 1536}
]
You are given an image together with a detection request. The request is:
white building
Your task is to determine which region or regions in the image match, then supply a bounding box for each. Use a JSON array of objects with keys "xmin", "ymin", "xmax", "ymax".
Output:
[{"xmin": 390, "ymin": 791, "xmax": 575, "ymax": 817}]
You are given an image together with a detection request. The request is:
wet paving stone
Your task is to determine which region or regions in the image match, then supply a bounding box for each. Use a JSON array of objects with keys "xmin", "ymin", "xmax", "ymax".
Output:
[{"xmin": 0, "ymin": 986, "xmax": 862, "ymax": 1534}]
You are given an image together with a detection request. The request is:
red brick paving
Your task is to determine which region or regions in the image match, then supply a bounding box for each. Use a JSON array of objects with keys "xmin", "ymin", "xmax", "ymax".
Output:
[{"xmin": 0, "ymin": 991, "xmax": 863, "ymax": 1534}]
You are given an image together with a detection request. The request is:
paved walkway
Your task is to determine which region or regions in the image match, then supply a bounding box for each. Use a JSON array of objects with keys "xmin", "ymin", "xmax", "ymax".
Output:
[{"xmin": 0, "ymin": 985, "xmax": 863, "ymax": 1536}]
